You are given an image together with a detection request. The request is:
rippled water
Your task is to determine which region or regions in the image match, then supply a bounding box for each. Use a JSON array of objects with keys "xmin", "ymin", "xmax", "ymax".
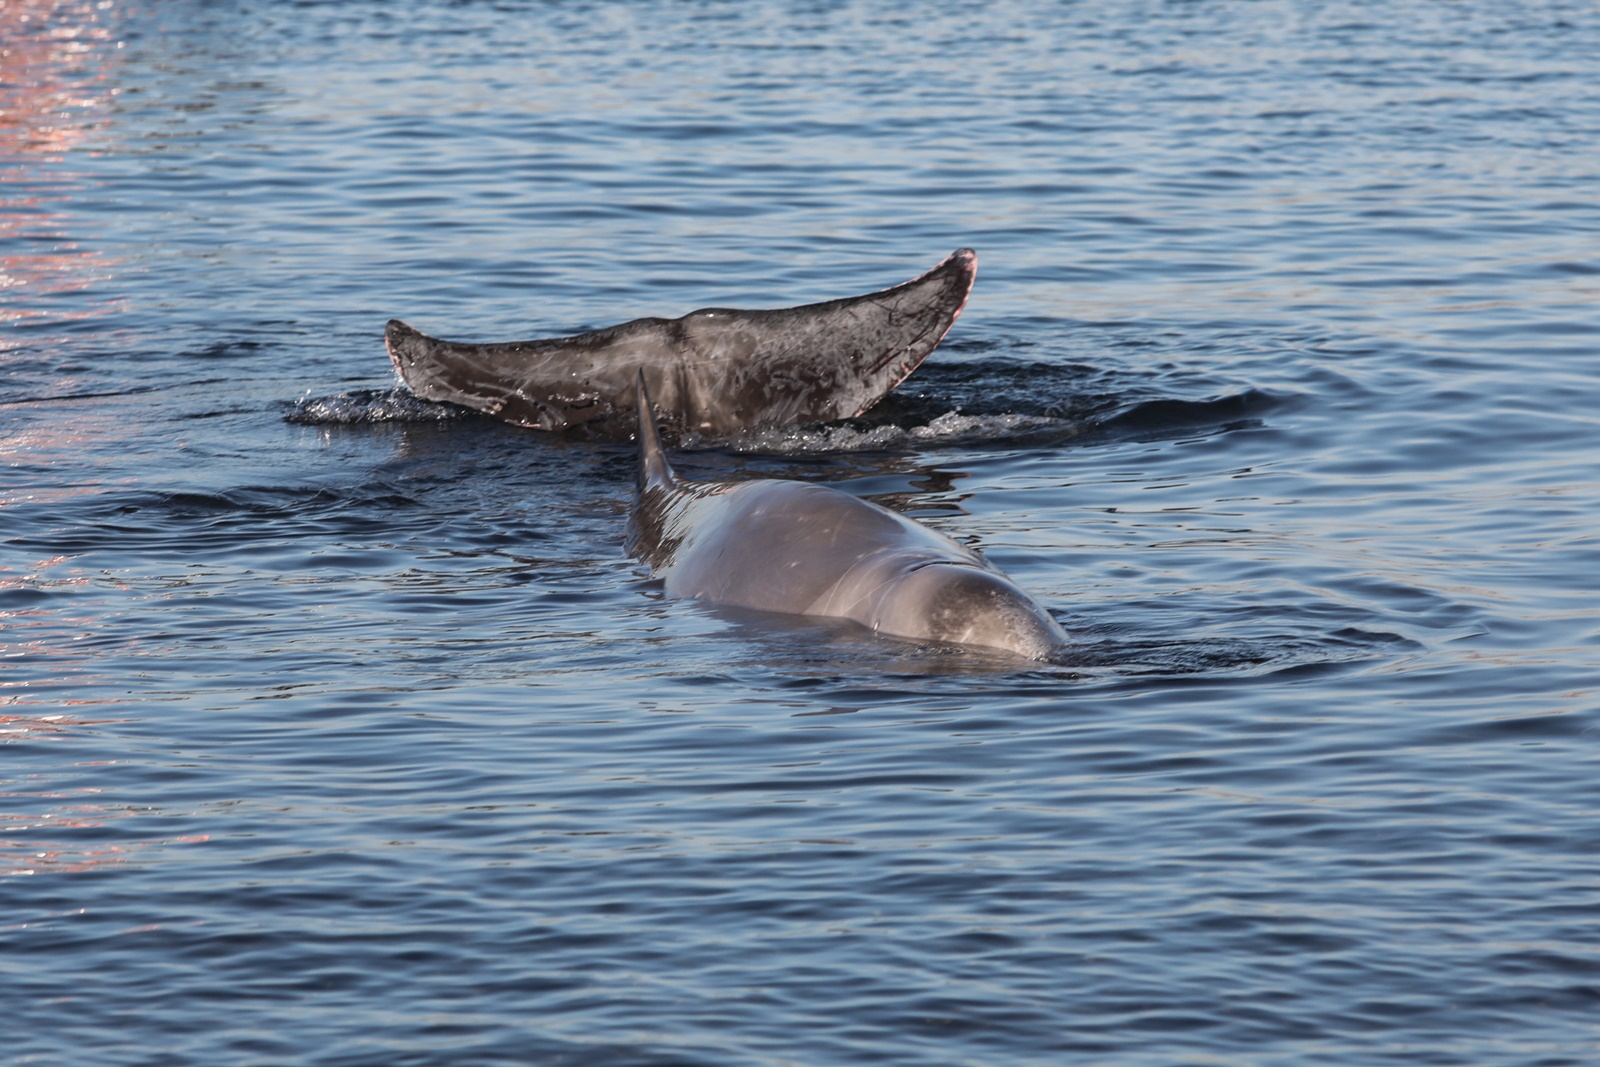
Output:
[{"xmin": 4, "ymin": 2, "xmax": 1598, "ymax": 1064}]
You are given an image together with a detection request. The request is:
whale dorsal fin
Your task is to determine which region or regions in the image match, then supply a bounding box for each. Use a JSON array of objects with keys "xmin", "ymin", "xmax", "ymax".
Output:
[{"xmin": 634, "ymin": 372, "xmax": 676, "ymax": 492}]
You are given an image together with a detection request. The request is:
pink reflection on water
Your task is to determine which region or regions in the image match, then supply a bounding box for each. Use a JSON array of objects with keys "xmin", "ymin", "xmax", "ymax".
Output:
[
  {"xmin": 1, "ymin": 781, "xmax": 210, "ymax": 876},
  {"xmin": 1, "ymin": 556, "xmax": 99, "ymax": 680},
  {"xmin": 1, "ymin": 0, "xmax": 126, "ymax": 331}
]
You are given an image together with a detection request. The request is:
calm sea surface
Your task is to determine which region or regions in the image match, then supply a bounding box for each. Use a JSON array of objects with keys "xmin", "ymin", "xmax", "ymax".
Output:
[{"xmin": 4, "ymin": 2, "xmax": 1598, "ymax": 1064}]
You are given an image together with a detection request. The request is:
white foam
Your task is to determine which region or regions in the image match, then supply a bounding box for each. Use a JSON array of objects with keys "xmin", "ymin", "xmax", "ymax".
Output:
[
  {"xmin": 696, "ymin": 410, "xmax": 1070, "ymax": 454},
  {"xmin": 285, "ymin": 389, "xmax": 465, "ymax": 425}
]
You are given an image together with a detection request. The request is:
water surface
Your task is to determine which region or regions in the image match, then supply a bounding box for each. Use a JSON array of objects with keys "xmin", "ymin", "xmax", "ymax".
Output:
[{"xmin": 4, "ymin": 2, "xmax": 1598, "ymax": 1064}]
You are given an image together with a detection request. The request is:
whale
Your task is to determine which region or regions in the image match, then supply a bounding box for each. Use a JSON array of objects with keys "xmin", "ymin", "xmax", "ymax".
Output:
[
  {"xmin": 386, "ymin": 248, "xmax": 977, "ymax": 441},
  {"xmin": 627, "ymin": 375, "xmax": 1070, "ymax": 662}
]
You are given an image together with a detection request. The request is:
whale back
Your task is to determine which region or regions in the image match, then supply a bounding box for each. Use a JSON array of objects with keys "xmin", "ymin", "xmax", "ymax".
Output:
[{"xmin": 627, "ymin": 381, "xmax": 1068, "ymax": 662}]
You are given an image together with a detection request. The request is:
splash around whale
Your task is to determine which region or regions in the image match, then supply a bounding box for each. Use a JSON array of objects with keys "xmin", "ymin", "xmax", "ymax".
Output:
[
  {"xmin": 627, "ymin": 375, "xmax": 1070, "ymax": 663},
  {"xmin": 385, "ymin": 249, "xmax": 977, "ymax": 441}
]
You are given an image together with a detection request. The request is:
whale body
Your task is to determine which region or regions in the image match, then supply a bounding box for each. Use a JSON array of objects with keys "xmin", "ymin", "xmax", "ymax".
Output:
[
  {"xmin": 386, "ymin": 249, "xmax": 977, "ymax": 441},
  {"xmin": 627, "ymin": 377, "xmax": 1069, "ymax": 662}
]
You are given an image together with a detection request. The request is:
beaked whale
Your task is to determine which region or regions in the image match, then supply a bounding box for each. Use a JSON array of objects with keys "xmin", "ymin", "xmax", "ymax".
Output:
[
  {"xmin": 627, "ymin": 376, "xmax": 1070, "ymax": 662},
  {"xmin": 386, "ymin": 248, "xmax": 977, "ymax": 441}
]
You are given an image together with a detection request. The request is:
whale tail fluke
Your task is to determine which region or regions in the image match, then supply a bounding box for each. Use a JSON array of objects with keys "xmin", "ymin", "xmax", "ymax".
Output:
[
  {"xmin": 382, "ymin": 249, "xmax": 977, "ymax": 440},
  {"xmin": 634, "ymin": 372, "xmax": 676, "ymax": 492}
]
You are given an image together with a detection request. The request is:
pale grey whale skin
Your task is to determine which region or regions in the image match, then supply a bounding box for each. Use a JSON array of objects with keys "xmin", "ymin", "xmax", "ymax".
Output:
[
  {"xmin": 385, "ymin": 248, "xmax": 977, "ymax": 441},
  {"xmin": 627, "ymin": 377, "xmax": 1070, "ymax": 662}
]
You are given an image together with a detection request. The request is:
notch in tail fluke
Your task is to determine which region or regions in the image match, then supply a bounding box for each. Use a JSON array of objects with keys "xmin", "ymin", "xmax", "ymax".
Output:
[{"xmin": 634, "ymin": 372, "xmax": 676, "ymax": 492}]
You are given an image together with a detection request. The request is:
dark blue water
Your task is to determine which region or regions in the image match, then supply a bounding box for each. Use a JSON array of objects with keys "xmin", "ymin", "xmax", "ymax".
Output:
[{"xmin": 4, "ymin": 2, "xmax": 1598, "ymax": 1064}]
